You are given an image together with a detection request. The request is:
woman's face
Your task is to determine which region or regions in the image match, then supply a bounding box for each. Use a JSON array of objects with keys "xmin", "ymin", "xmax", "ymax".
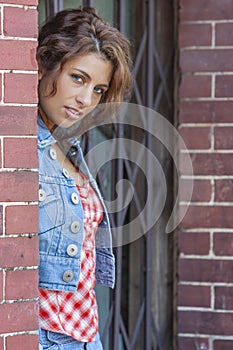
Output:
[{"xmin": 38, "ymin": 53, "xmax": 113, "ymax": 129}]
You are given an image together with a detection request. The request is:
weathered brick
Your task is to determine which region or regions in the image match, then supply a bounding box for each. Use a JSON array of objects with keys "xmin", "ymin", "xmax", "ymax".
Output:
[
  {"xmin": 178, "ymin": 310, "xmax": 233, "ymax": 335},
  {"xmin": 180, "ymin": 49, "xmax": 233, "ymax": 73},
  {"xmin": 0, "ymin": 270, "xmax": 3, "ymax": 301},
  {"xmin": 0, "ymin": 7, "xmax": 2, "ymax": 36},
  {"xmin": 4, "ymin": 138, "xmax": 38, "ymax": 168},
  {"xmin": 178, "ymin": 337, "xmax": 209, "ymax": 350},
  {"xmin": 0, "ymin": 171, "xmax": 38, "ymax": 202},
  {"xmin": 180, "ymin": 153, "xmax": 233, "ymax": 176},
  {"xmin": 178, "ymin": 0, "xmax": 233, "ymax": 346},
  {"xmin": 179, "ymin": 23, "xmax": 212, "ymax": 48},
  {"xmin": 179, "ymin": 127, "xmax": 211, "ymax": 149},
  {"xmin": 0, "ymin": 40, "xmax": 37, "ymax": 70},
  {"xmin": 179, "ymin": 258, "xmax": 233, "ymax": 283},
  {"xmin": 179, "ymin": 75, "xmax": 211, "ymax": 98},
  {"xmin": 214, "ymin": 127, "xmax": 233, "ymax": 149},
  {"xmin": 0, "ymin": 206, "xmax": 3, "ymax": 235},
  {"xmin": 178, "ymin": 155, "xmax": 192, "ymax": 178},
  {"xmin": 215, "ymin": 179, "xmax": 233, "ymax": 202},
  {"xmin": 4, "ymin": 7, "xmax": 38, "ymax": 38},
  {"xmin": 216, "ymin": 23, "xmax": 233, "ymax": 46},
  {"xmin": 179, "ymin": 179, "xmax": 212, "ymax": 202},
  {"xmin": 213, "ymin": 232, "xmax": 233, "ymax": 256},
  {"xmin": 178, "ymin": 232, "xmax": 210, "ymax": 255},
  {"xmin": 6, "ymin": 334, "xmax": 39, "ymax": 350},
  {"xmin": 0, "ymin": 0, "xmax": 39, "ymax": 341},
  {"xmin": 0, "ymin": 301, "xmax": 38, "ymax": 333},
  {"xmin": 214, "ymin": 339, "xmax": 233, "ymax": 350},
  {"xmin": 0, "ymin": 140, "xmax": 1, "ymax": 168},
  {"xmin": 0, "ymin": 73, "xmax": 2, "ymax": 102},
  {"xmin": 180, "ymin": 205, "xmax": 233, "ymax": 229},
  {"xmin": 4, "ymin": 73, "xmax": 38, "ymax": 104},
  {"xmin": 0, "ymin": 106, "xmax": 37, "ymax": 136},
  {"xmin": 0, "ymin": 236, "xmax": 39, "ymax": 268},
  {"xmin": 5, "ymin": 205, "xmax": 38, "ymax": 234},
  {"xmin": 6, "ymin": 269, "xmax": 38, "ymax": 300},
  {"xmin": 215, "ymin": 286, "xmax": 233, "ymax": 310},
  {"xmin": 180, "ymin": 0, "xmax": 233, "ymax": 21},
  {"xmin": 179, "ymin": 101, "xmax": 233, "ymax": 123},
  {"xmin": 178, "ymin": 285, "xmax": 210, "ymax": 307},
  {"xmin": 0, "ymin": 0, "xmax": 38, "ymax": 4},
  {"xmin": 215, "ymin": 75, "xmax": 233, "ymax": 98}
]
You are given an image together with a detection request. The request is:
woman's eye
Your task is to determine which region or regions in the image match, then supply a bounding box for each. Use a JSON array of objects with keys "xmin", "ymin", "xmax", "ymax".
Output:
[
  {"xmin": 71, "ymin": 74, "xmax": 83, "ymax": 83},
  {"xmin": 94, "ymin": 87, "xmax": 105, "ymax": 95}
]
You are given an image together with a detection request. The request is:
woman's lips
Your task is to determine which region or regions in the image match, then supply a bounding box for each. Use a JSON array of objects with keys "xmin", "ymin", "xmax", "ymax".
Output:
[{"xmin": 65, "ymin": 106, "xmax": 82, "ymax": 120}]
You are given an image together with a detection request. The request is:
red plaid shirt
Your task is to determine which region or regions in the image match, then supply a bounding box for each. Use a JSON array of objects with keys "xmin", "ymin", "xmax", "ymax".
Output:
[{"xmin": 39, "ymin": 174, "xmax": 103, "ymax": 342}]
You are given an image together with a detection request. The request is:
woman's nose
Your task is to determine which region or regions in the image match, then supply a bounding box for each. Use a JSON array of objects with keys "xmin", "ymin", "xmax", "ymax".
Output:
[{"xmin": 76, "ymin": 86, "xmax": 92, "ymax": 107}]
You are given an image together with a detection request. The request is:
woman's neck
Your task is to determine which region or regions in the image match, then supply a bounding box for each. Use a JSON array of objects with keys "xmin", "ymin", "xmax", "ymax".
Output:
[{"xmin": 38, "ymin": 106, "xmax": 55, "ymax": 131}]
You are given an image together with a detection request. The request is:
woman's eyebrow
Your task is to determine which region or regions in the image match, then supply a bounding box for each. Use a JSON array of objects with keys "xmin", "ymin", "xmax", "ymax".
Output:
[
  {"xmin": 72, "ymin": 68, "xmax": 109, "ymax": 88},
  {"xmin": 73, "ymin": 68, "xmax": 90, "ymax": 79}
]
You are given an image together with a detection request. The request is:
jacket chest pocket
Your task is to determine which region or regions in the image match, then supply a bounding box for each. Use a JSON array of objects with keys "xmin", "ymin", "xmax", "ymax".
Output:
[{"xmin": 39, "ymin": 178, "xmax": 65, "ymax": 234}]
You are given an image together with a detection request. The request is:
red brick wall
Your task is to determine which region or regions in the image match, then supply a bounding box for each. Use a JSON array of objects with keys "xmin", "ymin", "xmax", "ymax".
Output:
[
  {"xmin": 0, "ymin": 1, "xmax": 39, "ymax": 349},
  {"xmin": 178, "ymin": 0, "xmax": 233, "ymax": 349}
]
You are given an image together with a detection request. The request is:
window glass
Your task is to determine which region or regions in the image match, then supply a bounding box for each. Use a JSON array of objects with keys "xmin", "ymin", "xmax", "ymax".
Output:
[
  {"xmin": 63, "ymin": 0, "xmax": 82, "ymax": 10},
  {"xmin": 38, "ymin": 0, "xmax": 113, "ymax": 27},
  {"xmin": 93, "ymin": 0, "xmax": 113, "ymax": 24},
  {"xmin": 38, "ymin": 0, "xmax": 46, "ymax": 27},
  {"xmin": 63, "ymin": 0, "xmax": 114, "ymax": 23}
]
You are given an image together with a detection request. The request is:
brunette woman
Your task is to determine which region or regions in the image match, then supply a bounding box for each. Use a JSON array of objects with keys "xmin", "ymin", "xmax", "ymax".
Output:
[{"xmin": 37, "ymin": 6, "xmax": 132, "ymax": 350}]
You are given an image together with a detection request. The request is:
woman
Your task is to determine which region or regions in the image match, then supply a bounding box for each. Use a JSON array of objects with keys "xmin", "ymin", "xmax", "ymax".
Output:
[{"xmin": 37, "ymin": 6, "xmax": 132, "ymax": 350}]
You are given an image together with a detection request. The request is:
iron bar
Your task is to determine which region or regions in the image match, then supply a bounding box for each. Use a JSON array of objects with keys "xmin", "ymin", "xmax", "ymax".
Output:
[
  {"xmin": 145, "ymin": 0, "xmax": 156, "ymax": 348},
  {"xmin": 82, "ymin": 0, "xmax": 95, "ymax": 7},
  {"xmin": 154, "ymin": 50, "xmax": 174, "ymax": 111},
  {"xmin": 133, "ymin": 80, "xmax": 144, "ymax": 106},
  {"xmin": 45, "ymin": 0, "xmax": 64, "ymax": 16},
  {"xmin": 112, "ymin": 4, "xmax": 127, "ymax": 348},
  {"xmin": 151, "ymin": 310, "xmax": 163, "ymax": 350},
  {"xmin": 45, "ymin": 0, "xmax": 53, "ymax": 18},
  {"xmin": 119, "ymin": 0, "xmax": 126, "ymax": 35},
  {"xmin": 129, "ymin": 300, "xmax": 145, "ymax": 349},
  {"xmin": 153, "ymin": 45, "xmax": 172, "ymax": 110},
  {"xmin": 132, "ymin": 29, "xmax": 147, "ymax": 79},
  {"xmin": 54, "ymin": 0, "xmax": 63, "ymax": 13},
  {"xmin": 113, "ymin": 125, "xmax": 125, "ymax": 350},
  {"xmin": 102, "ymin": 304, "xmax": 113, "ymax": 345},
  {"xmin": 119, "ymin": 315, "xmax": 131, "ymax": 349},
  {"xmin": 146, "ymin": 0, "xmax": 155, "ymax": 109}
]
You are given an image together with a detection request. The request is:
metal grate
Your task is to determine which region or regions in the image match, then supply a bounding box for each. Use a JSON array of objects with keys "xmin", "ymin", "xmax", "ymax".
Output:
[
  {"xmin": 104, "ymin": 1, "xmax": 175, "ymax": 349},
  {"xmin": 45, "ymin": 0, "xmax": 64, "ymax": 18}
]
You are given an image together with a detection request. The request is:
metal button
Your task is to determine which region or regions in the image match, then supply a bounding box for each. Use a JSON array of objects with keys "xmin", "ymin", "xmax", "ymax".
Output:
[
  {"xmin": 71, "ymin": 192, "xmax": 79, "ymax": 204},
  {"xmin": 62, "ymin": 168, "xmax": 70, "ymax": 179},
  {"xmin": 39, "ymin": 189, "xmax": 46, "ymax": 202},
  {"xmin": 70, "ymin": 221, "xmax": 80, "ymax": 234},
  {"xmin": 49, "ymin": 147, "xmax": 57, "ymax": 160},
  {"xmin": 69, "ymin": 146, "xmax": 78, "ymax": 157},
  {"xmin": 62, "ymin": 270, "xmax": 74, "ymax": 283},
  {"xmin": 67, "ymin": 244, "xmax": 78, "ymax": 257}
]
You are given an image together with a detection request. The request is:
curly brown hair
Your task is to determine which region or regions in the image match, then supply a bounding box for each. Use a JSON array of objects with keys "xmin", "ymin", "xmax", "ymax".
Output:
[{"xmin": 37, "ymin": 7, "xmax": 133, "ymax": 103}]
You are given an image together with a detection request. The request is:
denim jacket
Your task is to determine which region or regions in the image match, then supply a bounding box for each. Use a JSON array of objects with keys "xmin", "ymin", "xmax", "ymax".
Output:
[{"xmin": 37, "ymin": 117, "xmax": 115, "ymax": 292}]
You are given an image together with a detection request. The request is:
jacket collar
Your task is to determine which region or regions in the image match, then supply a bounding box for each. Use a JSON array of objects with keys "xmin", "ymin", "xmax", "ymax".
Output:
[
  {"xmin": 37, "ymin": 116, "xmax": 57, "ymax": 148},
  {"xmin": 37, "ymin": 116, "xmax": 81, "ymax": 147},
  {"xmin": 37, "ymin": 116, "xmax": 88, "ymax": 174}
]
